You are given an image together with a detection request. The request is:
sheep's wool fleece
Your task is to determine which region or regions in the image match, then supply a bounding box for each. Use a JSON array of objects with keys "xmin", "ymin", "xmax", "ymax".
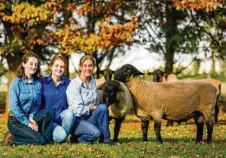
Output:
[
  {"xmin": 126, "ymin": 77, "xmax": 217, "ymax": 122},
  {"xmin": 109, "ymin": 81, "xmax": 133, "ymax": 118}
]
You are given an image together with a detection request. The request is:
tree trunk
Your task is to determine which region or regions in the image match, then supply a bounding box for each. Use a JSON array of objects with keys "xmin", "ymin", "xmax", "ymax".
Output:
[
  {"xmin": 0, "ymin": 53, "xmax": 23, "ymax": 120},
  {"xmin": 164, "ymin": 3, "xmax": 178, "ymax": 74}
]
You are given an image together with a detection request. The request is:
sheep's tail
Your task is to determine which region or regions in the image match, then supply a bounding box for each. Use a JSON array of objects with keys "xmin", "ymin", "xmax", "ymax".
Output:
[{"xmin": 214, "ymin": 84, "xmax": 221, "ymax": 122}]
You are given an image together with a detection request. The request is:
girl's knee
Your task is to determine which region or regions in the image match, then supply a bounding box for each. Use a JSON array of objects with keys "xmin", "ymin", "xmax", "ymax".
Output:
[
  {"xmin": 53, "ymin": 126, "xmax": 68, "ymax": 143},
  {"xmin": 63, "ymin": 110, "xmax": 75, "ymax": 122}
]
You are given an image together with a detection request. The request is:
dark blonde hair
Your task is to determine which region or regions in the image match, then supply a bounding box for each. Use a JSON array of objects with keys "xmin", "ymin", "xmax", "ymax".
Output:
[
  {"xmin": 49, "ymin": 55, "xmax": 67, "ymax": 75},
  {"xmin": 17, "ymin": 52, "xmax": 42, "ymax": 80},
  {"xmin": 78, "ymin": 55, "xmax": 96, "ymax": 73}
]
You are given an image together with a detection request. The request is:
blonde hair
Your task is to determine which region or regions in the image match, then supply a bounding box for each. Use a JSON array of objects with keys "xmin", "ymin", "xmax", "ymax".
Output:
[{"xmin": 78, "ymin": 55, "xmax": 96, "ymax": 73}]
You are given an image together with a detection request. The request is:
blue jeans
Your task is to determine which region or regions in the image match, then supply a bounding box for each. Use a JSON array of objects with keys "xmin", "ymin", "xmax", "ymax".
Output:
[
  {"xmin": 8, "ymin": 108, "xmax": 54, "ymax": 145},
  {"xmin": 74, "ymin": 104, "xmax": 111, "ymax": 144},
  {"xmin": 52, "ymin": 109, "xmax": 75, "ymax": 143}
]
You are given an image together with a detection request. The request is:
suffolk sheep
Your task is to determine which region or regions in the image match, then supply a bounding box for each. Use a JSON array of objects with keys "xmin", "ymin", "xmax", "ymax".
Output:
[
  {"xmin": 115, "ymin": 64, "xmax": 217, "ymax": 144},
  {"xmin": 149, "ymin": 69, "xmax": 221, "ymax": 122},
  {"xmin": 97, "ymin": 80, "xmax": 133, "ymax": 142},
  {"xmin": 96, "ymin": 68, "xmax": 115, "ymax": 86}
]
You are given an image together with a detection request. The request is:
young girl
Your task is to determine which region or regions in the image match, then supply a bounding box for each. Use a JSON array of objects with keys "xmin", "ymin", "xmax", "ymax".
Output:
[
  {"xmin": 40, "ymin": 55, "xmax": 75, "ymax": 143},
  {"xmin": 7, "ymin": 52, "xmax": 53, "ymax": 145},
  {"xmin": 66, "ymin": 55, "xmax": 112, "ymax": 144}
]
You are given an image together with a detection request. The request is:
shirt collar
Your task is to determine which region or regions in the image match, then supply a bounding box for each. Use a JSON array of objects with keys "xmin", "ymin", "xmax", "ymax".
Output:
[
  {"xmin": 76, "ymin": 75, "xmax": 94, "ymax": 87},
  {"xmin": 47, "ymin": 75, "xmax": 66, "ymax": 85},
  {"xmin": 21, "ymin": 77, "xmax": 34, "ymax": 84}
]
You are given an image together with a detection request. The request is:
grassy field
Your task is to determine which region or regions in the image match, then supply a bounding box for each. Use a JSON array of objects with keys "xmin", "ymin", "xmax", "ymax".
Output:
[
  {"xmin": 1, "ymin": 113, "xmax": 226, "ymax": 158},
  {"xmin": 1, "ymin": 82, "xmax": 226, "ymax": 157}
]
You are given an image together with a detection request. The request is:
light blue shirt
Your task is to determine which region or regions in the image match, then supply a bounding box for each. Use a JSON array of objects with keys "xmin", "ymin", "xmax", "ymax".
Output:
[
  {"xmin": 9, "ymin": 77, "xmax": 42, "ymax": 125},
  {"xmin": 66, "ymin": 76, "xmax": 97, "ymax": 117}
]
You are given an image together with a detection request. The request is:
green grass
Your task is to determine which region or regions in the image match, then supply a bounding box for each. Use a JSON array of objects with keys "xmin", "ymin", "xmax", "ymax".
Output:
[{"xmin": 1, "ymin": 114, "xmax": 226, "ymax": 158}]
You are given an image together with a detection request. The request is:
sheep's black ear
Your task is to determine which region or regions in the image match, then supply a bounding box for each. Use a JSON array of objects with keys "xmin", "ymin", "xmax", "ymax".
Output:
[{"xmin": 99, "ymin": 70, "xmax": 104, "ymax": 75}]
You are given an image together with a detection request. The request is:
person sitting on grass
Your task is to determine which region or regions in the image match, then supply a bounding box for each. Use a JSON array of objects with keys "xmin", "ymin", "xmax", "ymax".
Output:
[
  {"xmin": 4, "ymin": 52, "xmax": 54, "ymax": 145},
  {"xmin": 40, "ymin": 55, "xmax": 75, "ymax": 143},
  {"xmin": 66, "ymin": 55, "xmax": 113, "ymax": 144}
]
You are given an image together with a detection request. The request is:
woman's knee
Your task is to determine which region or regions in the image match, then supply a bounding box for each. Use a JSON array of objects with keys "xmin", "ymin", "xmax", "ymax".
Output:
[{"xmin": 96, "ymin": 104, "xmax": 108, "ymax": 112}]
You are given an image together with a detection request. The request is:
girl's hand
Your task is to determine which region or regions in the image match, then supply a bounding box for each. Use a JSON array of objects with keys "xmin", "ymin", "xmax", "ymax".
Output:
[{"xmin": 28, "ymin": 122, "xmax": 39, "ymax": 131}]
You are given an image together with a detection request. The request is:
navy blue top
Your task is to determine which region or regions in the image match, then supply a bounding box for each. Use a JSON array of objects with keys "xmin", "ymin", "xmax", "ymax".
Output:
[{"xmin": 40, "ymin": 75, "xmax": 70, "ymax": 119}]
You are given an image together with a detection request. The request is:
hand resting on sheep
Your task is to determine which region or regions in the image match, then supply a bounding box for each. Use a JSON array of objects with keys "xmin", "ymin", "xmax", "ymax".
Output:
[{"xmin": 115, "ymin": 64, "xmax": 217, "ymax": 144}]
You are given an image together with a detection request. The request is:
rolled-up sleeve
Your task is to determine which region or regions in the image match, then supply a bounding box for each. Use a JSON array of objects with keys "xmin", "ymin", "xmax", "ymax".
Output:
[
  {"xmin": 9, "ymin": 79, "xmax": 29, "ymax": 125},
  {"xmin": 66, "ymin": 80, "xmax": 90, "ymax": 116}
]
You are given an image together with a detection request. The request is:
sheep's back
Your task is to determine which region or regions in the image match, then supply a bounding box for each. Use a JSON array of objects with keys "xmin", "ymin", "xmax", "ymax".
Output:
[{"xmin": 128, "ymin": 79, "xmax": 217, "ymax": 120}]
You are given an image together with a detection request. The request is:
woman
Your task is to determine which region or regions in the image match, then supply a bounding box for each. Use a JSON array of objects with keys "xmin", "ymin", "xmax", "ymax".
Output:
[
  {"xmin": 7, "ymin": 52, "xmax": 54, "ymax": 145},
  {"xmin": 40, "ymin": 55, "xmax": 75, "ymax": 143},
  {"xmin": 66, "ymin": 55, "xmax": 112, "ymax": 144}
]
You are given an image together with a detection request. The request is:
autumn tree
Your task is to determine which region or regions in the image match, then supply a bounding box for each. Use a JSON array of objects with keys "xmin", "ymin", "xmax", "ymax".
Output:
[
  {"xmin": 0, "ymin": 0, "xmax": 138, "ymax": 118},
  {"xmin": 133, "ymin": 0, "xmax": 225, "ymax": 74}
]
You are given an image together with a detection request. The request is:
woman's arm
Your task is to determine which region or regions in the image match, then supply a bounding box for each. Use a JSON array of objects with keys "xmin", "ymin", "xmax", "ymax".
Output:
[{"xmin": 9, "ymin": 79, "xmax": 30, "ymax": 125}]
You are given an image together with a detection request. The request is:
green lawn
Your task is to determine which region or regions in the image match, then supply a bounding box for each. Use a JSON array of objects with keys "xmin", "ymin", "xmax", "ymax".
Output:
[{"xmin": 1, "ymin": 114, "xmax": 226, "ymax": 158}]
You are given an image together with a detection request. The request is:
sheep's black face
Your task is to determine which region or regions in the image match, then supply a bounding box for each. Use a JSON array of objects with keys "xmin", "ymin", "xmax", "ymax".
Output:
[
  {"xmin": 100, "ymin": 68, "xmax": 115, "ymax": 81},
  {"xmin": 114, "ymin": 64, "xmax": 144, "ymax": 82},
  {"xmin": 99, "ymin": 80, "xmax": 122, "ymax": 106},
  {"xmin": 152, "ymin": 69, "xmax": 164, "ymax": 82}
]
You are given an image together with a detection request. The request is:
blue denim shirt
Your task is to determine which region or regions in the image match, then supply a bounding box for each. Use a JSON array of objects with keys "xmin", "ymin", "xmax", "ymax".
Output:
[
  {"xmin": 40, "ymin": 75, "xmax": 70, "ymax": 119},
  {"xmin": 66, "ymin": 76, "xmax": 97, "ymax": 117},
  {"xmin": 9, "ymin": 77, "xmax": 42, "ymax": 125}
]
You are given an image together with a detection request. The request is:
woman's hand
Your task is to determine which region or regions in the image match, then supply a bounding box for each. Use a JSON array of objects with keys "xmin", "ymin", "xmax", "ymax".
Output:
[
  {"xmin": 29, "ymin": 118, "xmax": 38, "ymax": 131},
  {"xmin": 89, "ymin": 104, "xmax": 97, "ymax": 111}
]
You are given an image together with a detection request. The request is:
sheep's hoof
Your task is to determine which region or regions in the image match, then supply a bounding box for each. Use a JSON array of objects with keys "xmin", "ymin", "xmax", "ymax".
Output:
[
  {"xmin": 206, "ymin": 139, "xmax": 212, "ymax": 144},
  {"xmin": 157, "ymin": 140, "xmax": 163, "ymax": 144},
  {"xmin": 195, "ymin": 140, "xmax": 202, "ymax": 144}
]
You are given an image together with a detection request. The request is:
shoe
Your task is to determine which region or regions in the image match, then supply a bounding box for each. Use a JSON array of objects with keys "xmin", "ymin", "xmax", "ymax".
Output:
[
  {"xmin": 103, "ymin": 140, "xmax": 115, "ymax": 145},
  {"xmin": 3, "ymin": 131, "xmax": 12, "ymax": 145},
  {"xmin": 69, "ymin": 135, "xmax": 78, "ymax": 143}
]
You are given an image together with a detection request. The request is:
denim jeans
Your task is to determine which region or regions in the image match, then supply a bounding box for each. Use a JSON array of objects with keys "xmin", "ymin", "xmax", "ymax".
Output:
[
  {"xmin": 8, "ymin": 108, "xmax": 54, "ymax": 145},
  {"xmin": 74, "ymin": 104, "xmax": 111, "ymax": 144},
  {"xmin": 52, "ymin": 109, "xmax": 75, "ymax": 143}
]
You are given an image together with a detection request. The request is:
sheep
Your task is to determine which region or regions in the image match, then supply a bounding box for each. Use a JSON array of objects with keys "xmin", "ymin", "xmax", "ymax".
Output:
[
  {"xmin": 97, "ymin": 80, "xmax": 133, "ymax": 142},
  {"xmin": 115, "ymin": 64, "xmax": 217, "ymax": 144},
  {"xmin": 148, "ymin": 69, "xmax": 221, "ymax": 122},
  {"xmin": 96, "ymin": 68, "xmax": 115, "ymax": 86}
]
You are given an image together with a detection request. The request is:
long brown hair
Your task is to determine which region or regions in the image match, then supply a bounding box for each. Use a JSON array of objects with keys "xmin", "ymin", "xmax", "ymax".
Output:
[
  {"xmin": 78, "ymin": 55, "xmax": 96, "ymax": 74},
  {"xmin": 17, "ymin": 52, "xmax": 42, "ymax": 80},
  {"xmin": 49, "ymin": 55, "xmax": 67, "ymax": 75}
]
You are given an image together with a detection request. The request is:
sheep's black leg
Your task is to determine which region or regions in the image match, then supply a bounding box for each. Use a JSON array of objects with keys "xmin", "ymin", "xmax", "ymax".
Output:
[
  {"xmin": 166, "ymin": 120, "xmax": 173, "ymax": 127},
  {"xmin": 215, "ymin": 102, "xmax": 219, "ymax": 123},
  {"xmin": 154, "ymin": 121, "xmax": 162, "ymax": 144},
  {"xmin": 141, "ymin": 120, "xmax": 149, "ymax": 141},
  {"xmin": 194, "ymin": 116, "xmax": 204, "ymax": 143},
  {"xmin": 206, "ymin": 123, "xmax": 213, "ymax": 144},
  {"xmin": 113, "ymin": 116, "xmax": 125, "ymax": 142}
]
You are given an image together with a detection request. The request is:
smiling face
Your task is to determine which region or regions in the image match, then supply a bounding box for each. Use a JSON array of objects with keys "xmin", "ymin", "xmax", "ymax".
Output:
[
  {"xmin": 22, "ymin": 57, "xmax": 39, "ymax": 78},
  {"xmin": 80, "ymin": 59, "xmax": 95, "ymax": 79},
  {"xmin": 50, "ymin": 59, "xmax": 66, "ymax": 78}
]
